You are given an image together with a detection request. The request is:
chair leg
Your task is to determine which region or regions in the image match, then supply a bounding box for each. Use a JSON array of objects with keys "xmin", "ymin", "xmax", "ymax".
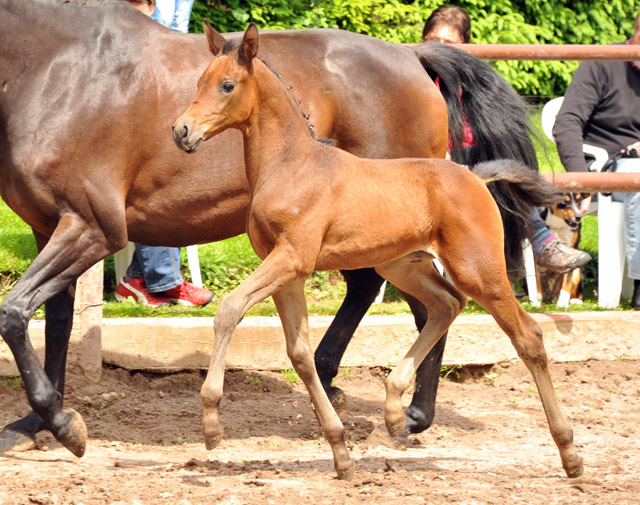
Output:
[{"xmin": 598, "ymin": 197, "xmax": 626, "ymax": 308}]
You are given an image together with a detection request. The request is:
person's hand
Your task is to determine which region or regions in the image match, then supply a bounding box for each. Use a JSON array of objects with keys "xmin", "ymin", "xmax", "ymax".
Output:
[
  {"xmin": 579, "ymin": 194, "xmax": 592, "ymax": 215},
  {"xmin": 626, "ymin": 141, "xmax": 640, "ymax": 157}
]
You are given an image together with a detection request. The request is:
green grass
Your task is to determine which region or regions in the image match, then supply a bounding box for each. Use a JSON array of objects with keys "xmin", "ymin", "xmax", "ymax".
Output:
[{"xmin": 0, "ymin": 105, "xmax": 634, "ymax": 317}]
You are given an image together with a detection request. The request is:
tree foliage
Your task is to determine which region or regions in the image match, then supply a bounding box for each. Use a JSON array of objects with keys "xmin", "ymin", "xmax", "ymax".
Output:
[{"xmin": 190, "ymin": 0, "xmax": 640, "ymax": 97}]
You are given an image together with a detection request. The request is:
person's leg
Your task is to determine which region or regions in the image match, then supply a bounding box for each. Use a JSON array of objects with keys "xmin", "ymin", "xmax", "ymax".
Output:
[
  {"xmin": 132, "ymin": 244, "xmax": 183, "ymax": 292},
  {"xmin": 151, "ymin": 0, "xmax": 176, "ymax": 28},
  {"xmin": 617, "ymin": 160, "xmax": 640, "ymax": 307},
  {"xmin": 169, "ymin": 0, "xmax": 195, "ymax": 33},
  {"xmin": 529, "ymin": 208, "xmax": 591, "ymax": 274}
]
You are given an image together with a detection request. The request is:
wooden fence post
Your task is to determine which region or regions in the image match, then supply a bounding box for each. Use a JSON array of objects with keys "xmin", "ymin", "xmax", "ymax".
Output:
[{"xmin": 68, "ymin": 262, "xmax": 104, "ymax": 384}]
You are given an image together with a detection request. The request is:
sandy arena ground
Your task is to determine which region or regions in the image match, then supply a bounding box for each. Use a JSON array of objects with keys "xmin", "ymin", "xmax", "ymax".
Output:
[{"xmin": 1, "ymin": 358, "xmax": 639, "ymax": 505}]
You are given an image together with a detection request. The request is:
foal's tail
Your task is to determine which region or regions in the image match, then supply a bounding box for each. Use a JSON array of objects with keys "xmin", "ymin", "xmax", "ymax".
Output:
[
  {"xmin": 412, "ymin": 43, "xmax": 539, "ymax": 170},
  {"xmin": 472, "ymin": 160, "xmax": 560, "ymax": 278}
]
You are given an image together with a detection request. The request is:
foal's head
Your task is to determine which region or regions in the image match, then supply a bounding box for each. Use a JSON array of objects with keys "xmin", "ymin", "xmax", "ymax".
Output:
[{"xmin": 173, "ymin": 22, "xmax": 259, "ymax": 153}]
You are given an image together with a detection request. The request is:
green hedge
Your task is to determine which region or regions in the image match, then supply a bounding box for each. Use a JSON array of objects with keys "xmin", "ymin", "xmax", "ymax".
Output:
[{"xmin": 190, "ymin": 0, "xmax": 640, "ymax": 96}]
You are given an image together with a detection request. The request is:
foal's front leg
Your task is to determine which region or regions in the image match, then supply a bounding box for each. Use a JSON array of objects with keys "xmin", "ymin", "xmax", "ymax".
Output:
[
  {"xmin": 201, "ymin": 250, "xmax": 308, "ymax": 450},
  {"xmin": 273, "ymin": 279, "xmax": 354, "ymax": 480}
]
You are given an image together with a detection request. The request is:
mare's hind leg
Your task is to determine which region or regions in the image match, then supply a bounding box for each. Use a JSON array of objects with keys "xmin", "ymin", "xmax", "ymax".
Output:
[
  {"xmin": 442, "ymin": 248, "xmax": 583, "ymax": 477},
  {"xmin": 0, "ymin": 215, "xmax": 115, "ymax": 457},
  {"xmin": 314, "ymin": 268, "xmax": 384, "ymax": 414},
  {"xmin": 314, "ymin": 268, "xmax": 447, "ymax": 437},
  {"xmin": 0, "ymin": 232, "xmax": 76, "ymax": 453},
  {"xmin": 375, "ymin": 253, "xmax": 466, "ymax": 437},
  {"xmin": 273, "ymin": 279, "xmax": 354, "ymax": 480}
]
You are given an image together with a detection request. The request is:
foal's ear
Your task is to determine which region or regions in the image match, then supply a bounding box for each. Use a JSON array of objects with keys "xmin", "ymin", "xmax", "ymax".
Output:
[
  {"xmin": 203, "ymin": 19, "xmax": 227, "ymax": 56},
  {"xmin": 240, "ymin": 23, "xmax": 259, "ymax": 63}
]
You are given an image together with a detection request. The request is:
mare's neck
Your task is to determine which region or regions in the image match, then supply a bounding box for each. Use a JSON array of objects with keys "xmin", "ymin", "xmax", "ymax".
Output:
[{"xmin": 240, "ymin": 60, "xmax": 320, "ymax": 188}]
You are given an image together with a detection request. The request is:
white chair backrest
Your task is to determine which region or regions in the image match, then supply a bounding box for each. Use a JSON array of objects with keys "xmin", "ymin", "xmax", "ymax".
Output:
[{"xmin": 541, "ymin": 97, "xmax": 609, "ymax": 172}]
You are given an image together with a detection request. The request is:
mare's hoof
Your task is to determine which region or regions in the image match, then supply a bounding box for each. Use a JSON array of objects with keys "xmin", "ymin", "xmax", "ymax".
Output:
[
  {"xmin": 0, "ymin": 428, "xmax": 37, "ymax": 453},
  {"xmin": 336, "ymin": 460, "xmax": 356, "ymax": 481},
  {"xmin": 57, "ymin": 409, "xmax": 87, "ymax": 457},
  {"xmin": 364, "ymin": 424, "xmax": 407, "ymax": 451},
  {"xmin": 327, "ymin": 387, "xmax": 348, "ymax": 420},
  {"xmin": 564, "ymin": 456, "xmax": 584, "ymax": 478}
]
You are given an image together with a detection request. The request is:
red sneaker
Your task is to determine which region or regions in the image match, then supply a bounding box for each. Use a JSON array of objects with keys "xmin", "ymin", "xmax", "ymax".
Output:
[
  {"xmin": 162, "ymin": 281, "xmax": 214, "ymax": 306},
  {"xmin": 115, "ymin": 277, "xmax": 172, "ymax": 307}
]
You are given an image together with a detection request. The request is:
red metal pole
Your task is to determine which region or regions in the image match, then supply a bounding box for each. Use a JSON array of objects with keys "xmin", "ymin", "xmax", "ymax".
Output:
[
  {"xmin": 405, "ymin": 43, "xmax": 640, "ymax": 61},
  {"xmin": 540, "ymin": 172, "xmax": 640, "ymax": 192}
]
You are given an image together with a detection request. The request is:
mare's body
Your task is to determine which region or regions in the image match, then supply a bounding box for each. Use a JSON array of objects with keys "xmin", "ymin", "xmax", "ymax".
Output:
[
  {"xmin": 173, "ymin": 23, "xmax": 583, "ymax": 481},
  {"xmin": 0, "ymin": 0, "xmax": 536, "ymax": 454}
]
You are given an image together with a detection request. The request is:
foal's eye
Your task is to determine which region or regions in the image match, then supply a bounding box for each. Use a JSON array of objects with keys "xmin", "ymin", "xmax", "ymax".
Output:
[{"xmin": 221, "ymin": 82, "xmax": 235, "ymax": 94}]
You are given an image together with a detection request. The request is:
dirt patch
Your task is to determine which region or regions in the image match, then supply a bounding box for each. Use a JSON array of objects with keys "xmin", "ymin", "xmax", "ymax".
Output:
[{"xmin": 1, "ymin": 359, "xmax": 639, "ymax": 505}]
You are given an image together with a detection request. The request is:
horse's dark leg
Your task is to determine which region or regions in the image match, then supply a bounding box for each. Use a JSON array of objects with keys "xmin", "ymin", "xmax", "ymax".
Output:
[
  {"xmin": 314, "ymin": 268, "xmax": 384, "ymax": 413},
  {"xmin": 0, "ymin": 283, "xmax": 75, "ymax": 453},
  {"xmin": 0, "ymin": 217, "xmax": 111, "ymax": 457},
  {"xmin": 394, "ymin": 290, "xmax": 447, "ymax": 438},
  {"xmin": 315, "ymin": 269, "xmax": 446, "ymax": 435}
]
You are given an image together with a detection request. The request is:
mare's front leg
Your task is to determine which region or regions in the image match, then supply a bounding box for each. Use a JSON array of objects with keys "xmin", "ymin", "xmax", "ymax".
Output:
[
  {"xmin": 201, "ymin": 248, "xmax": 309, "ymax": 450},
  {"xmin": 0, "ymin": 215, "xmax": 115, "ymax": 457},
  {"xmin": 273, "ymin": 279, "xmax": 354, "ymax": 480},
  {"xmin": 0, "ymin": 287, "xmax": 75, "ymax": 453}
]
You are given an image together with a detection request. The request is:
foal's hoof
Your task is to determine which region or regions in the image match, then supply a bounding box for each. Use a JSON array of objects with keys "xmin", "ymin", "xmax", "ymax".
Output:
[
  {"xmin": 327, "ymin": 387, "xmax": 348, "ymax": 419},
  {"xmin": 0, "ymin": 428, "xmax": 37, "ymax": 454},
  {"xmin": 365, "ymin": 424, "xmax": 407, "ymax": 451},
  {"xmin": 203, "ymin": 427, "xmax": 224, "ymax": 450},
  {"xmin": 385, "ymin": 417, "xmax": 406, "ymax": 439},
  {"xmin": 564, "ymin": 456, "xmax": 584, "ymax": 479},
  {"xmin": 57, "ymin": 409, "xmax": 88, "ymax": 457},
  {"xmin": 336, "ymin": 459, "xmax": 356, "ymax": 481}
]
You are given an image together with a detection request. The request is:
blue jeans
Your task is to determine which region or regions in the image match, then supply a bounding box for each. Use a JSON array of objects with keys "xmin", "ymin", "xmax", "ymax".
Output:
[
  {"xmin": 152, "ymin": 0, "xmax": 195, "ymax": 33},
  {"xmin": 612, "ymin": 159, "xmax": 640, "ymax": 280},
  {"xmin": 126, "ymin": 244, "xmax": 183, "ymax": 293}
]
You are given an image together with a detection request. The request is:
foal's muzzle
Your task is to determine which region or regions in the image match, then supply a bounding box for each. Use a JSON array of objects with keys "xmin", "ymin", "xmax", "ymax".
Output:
[{"xmin": 172, "ymin": 120, "xmax": 204, "ymax": 153}]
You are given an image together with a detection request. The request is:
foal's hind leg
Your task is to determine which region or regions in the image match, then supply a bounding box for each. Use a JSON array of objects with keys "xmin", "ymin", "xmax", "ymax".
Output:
[
  {"xmin": 273, "ymin": 279, "xmax": 354, "ymax": 480},
  {"xmin": 443, "ymin": 251, "xmax": 583, "ymax": 477},
  {"xmin": 375, "ymin": 253, "xmax": 466, "ymax": 437}
]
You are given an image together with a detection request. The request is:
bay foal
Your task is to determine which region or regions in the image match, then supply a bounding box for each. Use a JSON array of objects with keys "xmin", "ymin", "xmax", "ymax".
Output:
[{"xmin": 173, "ymin": 23, "xmax": 584, "ymax": 480}]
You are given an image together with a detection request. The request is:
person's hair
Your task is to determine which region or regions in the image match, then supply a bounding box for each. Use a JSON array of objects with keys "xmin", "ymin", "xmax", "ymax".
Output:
[
  {"xmin": 123, "ymin": 0, "xmax": 155, "ymax": 6},
  {"xmin": 422, "ymin": 6, "xmax": 471, "ymax": 43}
]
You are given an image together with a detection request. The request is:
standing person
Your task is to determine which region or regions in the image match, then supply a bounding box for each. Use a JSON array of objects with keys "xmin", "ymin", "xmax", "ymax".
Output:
[
  {"xmin": 117, "ymin": 0, "xmax": 213, "ymax": 307},
  {"xmin": 152, "ymin": 0, "xmax": 195, "ymax": 33},
  {"xmin": 422, "ymin": 6, "xmax": 591, "ymax": 275},
  {"xmin": 552, "ymin": 9, "xmax": 640, "ymax": 308}
]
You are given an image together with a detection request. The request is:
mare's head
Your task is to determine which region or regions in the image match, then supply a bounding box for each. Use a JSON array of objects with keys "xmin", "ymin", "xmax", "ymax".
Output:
[{"xmin": 173, "ymin": 22, "xmax": 259, "ymax": 153}]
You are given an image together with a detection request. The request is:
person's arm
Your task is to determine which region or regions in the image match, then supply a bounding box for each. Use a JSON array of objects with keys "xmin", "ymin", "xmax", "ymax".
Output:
[{"xmin": 552, "ymin": 61, "xmax": 605, "ymax": 173}]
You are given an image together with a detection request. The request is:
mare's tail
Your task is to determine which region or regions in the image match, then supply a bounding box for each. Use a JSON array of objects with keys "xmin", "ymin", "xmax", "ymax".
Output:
[
  {"xmin": 472, "ymin": 160, "xmax": 560, "ymax": 278},
  {"xmin": 412, "ymin": 43, "xmax": 538, "ymax": 170}
]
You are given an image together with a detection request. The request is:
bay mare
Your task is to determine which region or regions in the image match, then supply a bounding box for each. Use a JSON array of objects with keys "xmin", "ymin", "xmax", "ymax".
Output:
[
  {"xmin": 172, "ymin": 23, "xmax": 582, "ymax": 481},
  {"xmin": 0, "ymin": 0, "xmax": 537, "ymax": 456}
]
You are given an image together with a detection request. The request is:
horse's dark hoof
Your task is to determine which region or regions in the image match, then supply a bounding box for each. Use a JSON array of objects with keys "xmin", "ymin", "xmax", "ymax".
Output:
[
  {"xmin": 364, "ymin": 424, "xmax": 407, "ymax": 451},
  {"xmin": 56, "ymin": 409, "xmax": 87, "ymax": 457},
  {"xmin": 327, "ymin": 386, "xmax": 348, "ymax": 419},
  {"xmin": 0, "ymin": 428, "xmax": 37, "ymax": 453}
]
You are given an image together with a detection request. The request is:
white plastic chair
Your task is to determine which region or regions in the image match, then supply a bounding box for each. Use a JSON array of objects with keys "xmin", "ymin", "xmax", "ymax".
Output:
[
  {"xmin": 541, "ymin": 97, "xmax": 632, "ymax": 308},
  {"xmin": 114, "ymin": 243, "xmax": 203, "ymax": 288}
]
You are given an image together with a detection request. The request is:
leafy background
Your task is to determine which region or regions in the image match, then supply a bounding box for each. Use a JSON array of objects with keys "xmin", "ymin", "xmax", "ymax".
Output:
[{"xmin": 190, "ymin": 0, "xmax": 640, "ymax": 97}]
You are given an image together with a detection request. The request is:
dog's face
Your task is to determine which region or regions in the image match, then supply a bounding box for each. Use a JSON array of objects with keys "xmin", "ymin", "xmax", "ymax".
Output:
[{"xmin": 551, "ymin": 192, "xmax": 590, "ymax": 229}]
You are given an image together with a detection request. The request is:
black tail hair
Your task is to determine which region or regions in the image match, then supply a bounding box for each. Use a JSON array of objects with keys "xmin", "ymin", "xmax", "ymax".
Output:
[
  {"xmin": 471, "ymin": 160, "xmax": 561, "ymax": 278},
  {"xmin": 413, "ymin": 43, "xmax": 539, "ymax": 171}
]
